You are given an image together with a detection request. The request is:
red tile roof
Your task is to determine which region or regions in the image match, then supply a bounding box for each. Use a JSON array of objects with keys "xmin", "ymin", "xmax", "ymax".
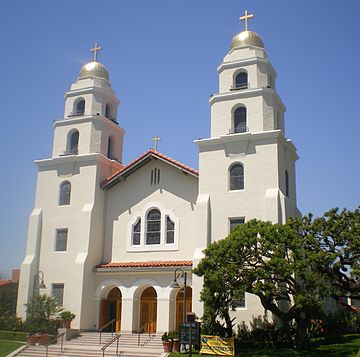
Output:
[
  {"xmin": 0, "ymin": 280, "xmax": 17, "ymax": 287},
  {"xmin": 96, "ymin": 260, "xmax": 193, "ymax": 269},
  {"xmin": 102, "ymin": 149, "xmax": 198, "ymax": 189}
]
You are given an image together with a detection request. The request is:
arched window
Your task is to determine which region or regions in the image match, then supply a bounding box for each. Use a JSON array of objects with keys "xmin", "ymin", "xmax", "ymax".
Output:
[
  {"xmin": 230, "ymin": 163, "xmax": 244, "ymax": 190},
  {"xmin": 166, "ymin": 216, "xmax": 175, "ymax": 244},
  {"xmin": 132, "ymin": 218, "xmax": 141, "ymax": 245},
  {"xmin": 59, "ymin": 181, "xmax": 71, "ymax": 206},
  {"xmin": 69, "ymin": 130, "xmax": 79, "ymax": 154},
  {"xmin": 105, "ymin": 104, "xmax": 111, "ymax": 119},
  {"xmin": 234, "ymin": 107, "xmax": 247, "ymax": 133},
  {"xmin": 146, "ymin": 209, "xmax": 161, "ymax": 245},
  {"xmin": 285, "ymin": 170, "xmax": 289, "ymax": 197},
  {"xmin": 235, "ymin": 72, "xmax": 248, "ymax": 89},
  {"xmin": 107, "ymin": 137, "xmax": 113, "ymax": 159},
  {"xmin": 76, "ymin": 99, "xmax": 85, "ymax": 115}
]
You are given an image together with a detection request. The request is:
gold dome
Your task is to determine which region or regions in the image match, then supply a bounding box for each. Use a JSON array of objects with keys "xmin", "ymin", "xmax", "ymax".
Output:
[
  {"xmin": 230, "ymin": 30, "xmax": 264, "ymax": 50},
  {"xmin": 79, "ymin": 61, "xmax": 109, "ymax": 80}
]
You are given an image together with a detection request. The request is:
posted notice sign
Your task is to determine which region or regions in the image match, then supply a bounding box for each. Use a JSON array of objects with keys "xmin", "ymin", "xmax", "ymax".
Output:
[{"xmin": 200, "ymin": 335, "xmax": 235, "ymax": 356}]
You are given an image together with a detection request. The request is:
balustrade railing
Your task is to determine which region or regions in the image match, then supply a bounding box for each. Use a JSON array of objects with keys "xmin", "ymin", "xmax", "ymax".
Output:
[
  {"xmin": 45, "ymin": 332, "xmax": 65, "ymax": 357},
  {"xmin": 101, "ymin": 333, "xmax": 121, "ymax": 357},
  {"xmin": 136, "ymin": 320, "xmax": 154, "ymax": 346},
  {"xmin": 99, "ymin": 318, "xmax": 116, "ymax": 344}
]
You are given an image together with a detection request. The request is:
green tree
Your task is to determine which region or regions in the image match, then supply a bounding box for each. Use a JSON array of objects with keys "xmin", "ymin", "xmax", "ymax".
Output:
[
  {"xmin": 25, "ymin": 294, "xmax": 62, "ymax": 334},
  {"xmin": 193, "ymin": 207, "xmax": 360, "ymax": 350},
  {"xmin": 0, "ymin": 282, "xmax": 24, "ymax": 331},
  {"xmin": 289, "ymin": 207, "xmax": 360, "ymax": 305},
  {"xmin": 0, "ymin": 282, "xmax": 18, "ymax": 315}
]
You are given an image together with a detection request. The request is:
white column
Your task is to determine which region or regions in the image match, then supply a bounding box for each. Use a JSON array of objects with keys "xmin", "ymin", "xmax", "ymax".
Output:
[
  {"xmin": 156, "ymin": 297, "xmax": 171, "ymax": 333},
  {"xmin": 93, "ymin": 298, "xmax": 101, "ymax": 329},
  {"xmin": 121, "ymin": 297, "xmax": 134, "ymax": 333}
]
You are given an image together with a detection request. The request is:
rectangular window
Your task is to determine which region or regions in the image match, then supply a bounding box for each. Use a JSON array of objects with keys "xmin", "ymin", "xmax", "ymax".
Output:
[
  {"xmin": 233, "ymin": 293, "xmax": 246, "ymax": 309},
  {"xmin": 229, "ymin": 217, "xmax": 245, "ymax": 232},
  {"xmin": 52, "ymin": 283, "xmax": 64, "ymax": 305},
  {"xmin": 55, "ymin": 228, "xmax": 68, "ymax": 251}
]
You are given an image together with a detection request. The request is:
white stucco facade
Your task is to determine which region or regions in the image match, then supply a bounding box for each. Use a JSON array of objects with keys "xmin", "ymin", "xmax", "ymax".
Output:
[{"xmin": 17, "ymin": 26, "xmax": 299, "ymax": 333}]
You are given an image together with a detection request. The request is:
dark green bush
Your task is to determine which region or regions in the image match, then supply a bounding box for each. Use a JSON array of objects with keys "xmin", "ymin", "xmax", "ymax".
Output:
[
  {"xmin": 236, "ymin": 320, "xmax": 294, "ymax": 349},
  {"xmin": 0, "ymin": 330, "xmax": 28, "ymax": 342},
  {"xmin": 25, "ymin": 294, "xmax": 62, "ymax": 335},
  {"xmin": 0, "ymin": 313, "xmax": 25, "ymax": 331}
]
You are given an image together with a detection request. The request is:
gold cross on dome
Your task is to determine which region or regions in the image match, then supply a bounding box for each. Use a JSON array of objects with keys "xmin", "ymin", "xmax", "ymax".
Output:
[
  {"xmin": 91, "ymin": 42, "xmax": 102, "ymax": 61},
  {"xmin": 239, "ymin": 10, "xmax": 254, "ymax": 31},
  {"xmin": 152, "ymin": 135, "xmax": 161, "ymax": 151}
]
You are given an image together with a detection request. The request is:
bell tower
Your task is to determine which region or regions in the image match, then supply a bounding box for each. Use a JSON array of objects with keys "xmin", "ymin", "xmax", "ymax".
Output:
[
  {"xmin": 17, "ymin": 45, "xmax": 124, "ymax": 329},
  {"xmin": 193, "ymin": 11, "xmax": 300, "ymax": 318},
  {"xmin": 53, "ymin": 43, "xmax": 125, "ymax": 162}
]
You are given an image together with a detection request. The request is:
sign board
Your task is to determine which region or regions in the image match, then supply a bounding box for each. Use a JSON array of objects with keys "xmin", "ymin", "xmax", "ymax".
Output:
[
  {"xmin": 179, "ymin": 322, "xmax": 201, "ymax": 346},
  {"xmin": 200, "ymin": 335, "xmax": 235, "ymax": 356}
]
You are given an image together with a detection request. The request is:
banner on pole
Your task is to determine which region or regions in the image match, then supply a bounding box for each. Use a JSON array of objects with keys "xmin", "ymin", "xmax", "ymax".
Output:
[{"xmin": 200, "ymin": 335, "xmax": 235, "ymax": 356}]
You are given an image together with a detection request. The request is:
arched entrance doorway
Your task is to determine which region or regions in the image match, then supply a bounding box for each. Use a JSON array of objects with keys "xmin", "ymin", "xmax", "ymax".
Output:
[
  {"xmin": 140, "ymin": 287, "xmax": 157, "ymax": 333},
  {"xmin": 100, "ymin": 287, "xmax": 122, "ymax": 332},
  {"xmin": 176, "ymin": 286, "xmax": 192, "ymax": 328}
]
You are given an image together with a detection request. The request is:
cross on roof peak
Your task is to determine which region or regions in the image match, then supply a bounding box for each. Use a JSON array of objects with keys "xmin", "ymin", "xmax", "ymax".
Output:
[
  {"xmin": 239, "ymin": 10, "xmax": 254, "ymax": 31},
  {"xmin": 152, "ymin": 135, "xmax": 161, "ymax": 151},
  {"xmin": 91, "ymin": 43, "xmax": 102, "ymax": 62}
]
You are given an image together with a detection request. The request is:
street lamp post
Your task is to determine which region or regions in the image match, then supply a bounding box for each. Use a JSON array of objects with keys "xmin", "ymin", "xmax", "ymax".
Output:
[
  {"xmin": 30, "ymin": 271, "xmax": 46, "ymax": 324},
  {"xmin": 170, "ymin": 267, "xmax": 187, "ymax": 322}
]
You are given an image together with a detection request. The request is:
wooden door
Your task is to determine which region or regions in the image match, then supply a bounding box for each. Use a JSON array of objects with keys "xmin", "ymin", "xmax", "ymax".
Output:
[
  {"xmin": 140, "ymin": 287, "xmax": 157, "ymax": 333},
  {"xmin": 175, "ymin": 287, "xmax": 192, "ymax": 329},
  {"xmin": 99, "ymin": 288, "xmax": 122, "ymax": 332}
]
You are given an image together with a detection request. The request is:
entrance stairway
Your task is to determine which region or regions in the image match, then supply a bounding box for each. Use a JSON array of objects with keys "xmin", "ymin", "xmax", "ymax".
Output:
[{"xmin": 14, "ymin": 332, "xmax": 164, "ymax": 357}]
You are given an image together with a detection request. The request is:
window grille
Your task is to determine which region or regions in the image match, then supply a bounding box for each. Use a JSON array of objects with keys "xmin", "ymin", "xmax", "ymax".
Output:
[
  {"xmin": 230, "ymin": 164, "xmax": 244, "ymax": 190},
  {"xmin": 132, "ymin": 218, "xmax": 141, "ymax": 245},
  {"xmin": 229, "ymin": 217, "xmax": 245, "ymax": 232},
  {"xmin": 70, "ymin": 131, "xmax": 79, "ymax": 154},
  {"xmin": 235, "ymin": 72, "xmax": 248, "ymax": 89},
  {"xmin": 59, "ymin": 181, "xmax": 71, "ymax": 206},
  {"xmin": 55, "ymin": 228, "xmax": 68, "ymax": 251},
  {"xmin": 76, "ymin": 99, "xmax": 85, "ymax": 115},
  {"xmin": 166, "ymin": 216, "xmax": 175, "ymax": 244},
  {"xmin": 52, "ymin": 284, "xmax": 64, "ymax": 305},
  {"xmin": 146, "ymin": 209, "xmax": 161, "ymax": 244}
]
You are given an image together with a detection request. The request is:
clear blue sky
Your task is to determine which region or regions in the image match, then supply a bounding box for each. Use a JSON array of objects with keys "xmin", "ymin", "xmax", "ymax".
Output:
[{"xmin": 0, "ymin": 0, "xmax": 359, "ymax": 276}]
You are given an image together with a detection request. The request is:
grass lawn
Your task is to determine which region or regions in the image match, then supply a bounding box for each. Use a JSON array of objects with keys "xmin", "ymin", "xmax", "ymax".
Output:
[
  {"xmin": 169, "ymin": 334, "xmax": 360, "ymax": 357},
  {"xmin": 0, "ymin": 340, "xmax": 25, "ymax": 357}
]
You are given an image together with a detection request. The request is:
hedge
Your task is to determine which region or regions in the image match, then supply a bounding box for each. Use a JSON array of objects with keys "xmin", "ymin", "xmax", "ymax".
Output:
[{"xmin": 0, "ymin": 330, "xmax": 28, "ymax": 342}]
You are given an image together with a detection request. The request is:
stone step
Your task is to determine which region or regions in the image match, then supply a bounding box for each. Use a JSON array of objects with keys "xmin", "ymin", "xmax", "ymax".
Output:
[
  {"xmin": 14, "ymin": 332, "xmax": 164, "ymax": 357},
  {"xmin": 17, "ymin": 345, "xmax": 162, "ymax": 357}
]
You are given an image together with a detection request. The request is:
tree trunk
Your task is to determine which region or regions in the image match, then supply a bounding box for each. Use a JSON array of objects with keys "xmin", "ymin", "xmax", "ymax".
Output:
[
  {"xmin": 295, "ymin": 317, "xmax": 309, "ymax": 350},
  {"xmin": 224, "ymin": 310, "xmax": 233, "ymax": 337}
]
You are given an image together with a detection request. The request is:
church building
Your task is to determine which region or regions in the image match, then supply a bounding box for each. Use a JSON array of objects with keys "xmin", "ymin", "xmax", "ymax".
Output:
[{"xmin": 17, "ymin": 11, "xmax": 299, "ymax": 333}]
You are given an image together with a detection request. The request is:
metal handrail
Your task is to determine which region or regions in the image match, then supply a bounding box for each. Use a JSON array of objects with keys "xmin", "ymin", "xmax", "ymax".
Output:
[
  {"xmin": 45, "ymin": 332, "xmax": 65, "ymax": 357},
  {"xmin": 229, "ymin": 126, "xmax": 248, "ymax": 134},
  {"xmin": 136, "ymin": 320, "xmax": 154, "ymax": 346},
  {"xmin": 101, "ymin": 333, "xmax": 121, "ymax": 357},
  {"xmin": 99, "ymin": 318, "xmax": 116, "ymax": 344},
  {"xmin": 230, "ymin": 82, "xmax": 249, "ymax": 90}
]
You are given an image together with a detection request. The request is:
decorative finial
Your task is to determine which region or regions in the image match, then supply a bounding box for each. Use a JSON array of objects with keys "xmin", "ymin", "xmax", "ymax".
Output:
[
  {"xmin": 239, "ymin": 10, "xmax": 254, "ymax": 31},
  {"xmin": 152, "ymin": 135, "xmax": 161, "ymax": 151},
  {"xmin": 91, "ymin": 42, "xmax": 102, "ymax": 62}
]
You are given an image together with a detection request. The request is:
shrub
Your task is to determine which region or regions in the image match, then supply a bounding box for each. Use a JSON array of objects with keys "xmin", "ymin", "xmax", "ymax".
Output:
[
  {"xmin": 236, "ymin": 320, "xmax": 294, "ymax": 349},
  {"xmin": 0, "ymin": 313, "xmax": 25, "ymax": 331},
  {"xmin": 0, "ymin": 330, "xmax": 28, "ymax": 342},
  {"xmin": 25, "ymin": 294, "xmax": 62, "ymax": 335}
]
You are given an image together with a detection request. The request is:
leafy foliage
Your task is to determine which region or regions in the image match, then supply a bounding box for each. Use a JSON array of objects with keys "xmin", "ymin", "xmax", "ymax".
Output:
[
  {"xmin": 0, "ymin": 282, "xmax": 25, "ymax": 331},
  {"xmin": 193, "ymin": 207, "xmax": 360, "ymax": 349},
  {"xmin": 25, "ymin": 294, "xmax": 62, "ymax": 334},
  {"xmin": 0, "ymin": 282, "xmax": 18, "ymax": 315}
]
